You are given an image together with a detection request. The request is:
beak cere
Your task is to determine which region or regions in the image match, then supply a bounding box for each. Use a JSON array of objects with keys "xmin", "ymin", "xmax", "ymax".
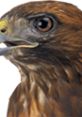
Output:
[
  {"xmin": 0, "ymin": 19, "xmax": 8, "ymax": 32},
  {"xmin": 0, "ymin": 19, "xmax": 8, "ymax": 42},
  {"xmin": 0, "ymin": 19, "xmax": 39, "ymax": 55}
]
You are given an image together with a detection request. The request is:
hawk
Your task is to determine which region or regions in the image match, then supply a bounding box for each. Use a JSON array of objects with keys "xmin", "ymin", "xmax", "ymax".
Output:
[{"xmin": 0, "ymin": 1, "xmax": 82, "ymax": 117}]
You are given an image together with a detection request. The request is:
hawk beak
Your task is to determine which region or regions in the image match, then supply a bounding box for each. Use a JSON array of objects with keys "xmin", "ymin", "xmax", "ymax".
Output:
[
  {"xmin": 0, "ymin": 34, "xmax": 39, "ymax": 55},
  {"xmin": 0, "ymin": 19, "xmax": 39, "ymax": 55}
]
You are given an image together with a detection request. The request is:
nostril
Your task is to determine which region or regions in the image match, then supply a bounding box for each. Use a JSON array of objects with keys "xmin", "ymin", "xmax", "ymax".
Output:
[
  {"xmin": 0, "ymin": 28, "xmax": 7, "ymax": 33},
  {"xmin": 0, "ymin": 19, "xmax": 8, "ymax": 33}
]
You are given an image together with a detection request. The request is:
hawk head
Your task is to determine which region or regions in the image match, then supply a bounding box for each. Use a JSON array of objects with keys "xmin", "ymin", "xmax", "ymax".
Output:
[
  {"xmin": 0, "ymin": 1, "xmax": 82, "ymax": 83},
  {"xmin": 0, "ymin": 1, "xmax": 82, "ymax": 61},
  {"xmin": 0, "ymin": 1, "xmax": 82, "ymax": 117}
]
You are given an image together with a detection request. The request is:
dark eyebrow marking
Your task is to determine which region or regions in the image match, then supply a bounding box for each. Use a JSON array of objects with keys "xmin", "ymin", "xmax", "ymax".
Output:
[{"xmin": 25, "ymin": 12, "xmax": 62, "ymax": 24}]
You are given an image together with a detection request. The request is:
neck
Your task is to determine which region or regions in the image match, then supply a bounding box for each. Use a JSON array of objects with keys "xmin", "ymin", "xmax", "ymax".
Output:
[
  {"xmin": 17, "ymin": 60, "xmax": 57, "ymax": 93},
  {"xmin": 14, "ymin": 55, "xmax": 82, "ymax": 96},
  {"xmin": 7, "ymin": 55, "xmax": 82, "ymax": 117}
]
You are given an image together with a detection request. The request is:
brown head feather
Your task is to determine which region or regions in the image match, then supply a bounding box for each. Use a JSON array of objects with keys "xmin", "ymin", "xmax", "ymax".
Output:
[{"xmin": 3, "ymin": 1, "xmax": 82, "ymax": 25}]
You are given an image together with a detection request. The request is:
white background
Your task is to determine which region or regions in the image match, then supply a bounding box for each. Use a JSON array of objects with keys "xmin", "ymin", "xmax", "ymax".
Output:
[{"xmin": 0, "ymin": 0, "xmax": 82, "ymax": 117}]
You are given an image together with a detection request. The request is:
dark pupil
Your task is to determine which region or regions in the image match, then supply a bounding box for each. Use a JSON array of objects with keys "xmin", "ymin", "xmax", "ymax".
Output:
[{"xmin": 37, "ymin": 18, "xmax": 49, "ymax": 29}]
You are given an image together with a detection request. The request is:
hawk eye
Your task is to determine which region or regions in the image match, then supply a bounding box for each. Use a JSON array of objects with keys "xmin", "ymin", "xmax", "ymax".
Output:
[{"xmin": 34, "ymin": 16, "xmax": 54, "ymax": 32}]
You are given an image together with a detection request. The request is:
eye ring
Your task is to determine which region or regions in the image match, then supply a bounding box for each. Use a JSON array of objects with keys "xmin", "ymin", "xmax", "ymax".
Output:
[{"xmin": 33, "ymin": 15, "xmax": 55, "ymax": 33}]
